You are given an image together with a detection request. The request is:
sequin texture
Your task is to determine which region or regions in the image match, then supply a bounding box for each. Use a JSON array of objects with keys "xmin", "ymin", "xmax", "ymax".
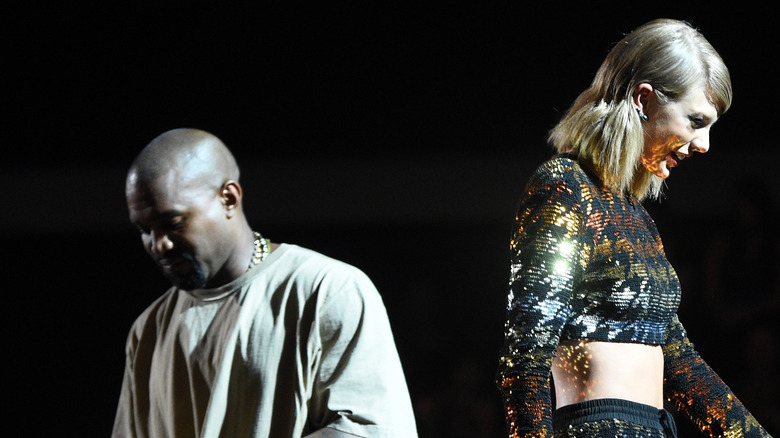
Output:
[
  {"xmin": 496, "ymin": 155, "xmax": 771, "ymax": 437},
  {"xmin": 555, "ymin": 417, "xmax": 666, "ymax": 438}
]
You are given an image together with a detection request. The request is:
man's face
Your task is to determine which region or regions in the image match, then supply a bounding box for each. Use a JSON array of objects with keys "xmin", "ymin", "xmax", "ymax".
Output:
[{"xmin": 126, "ymin": 172, "xmax": 230, "ymax": 290}]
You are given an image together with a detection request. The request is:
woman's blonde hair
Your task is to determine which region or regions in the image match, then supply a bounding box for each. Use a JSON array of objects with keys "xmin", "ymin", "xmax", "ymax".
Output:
[{"xmin": 548, "ymin": 18, "xmax": 732, "ymax": 200}]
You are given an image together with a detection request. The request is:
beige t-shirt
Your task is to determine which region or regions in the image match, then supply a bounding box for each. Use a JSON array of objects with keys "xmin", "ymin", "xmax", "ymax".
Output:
[{"xmin": 112, "ymin": 244, "xmax": 418, "ymax": 437}]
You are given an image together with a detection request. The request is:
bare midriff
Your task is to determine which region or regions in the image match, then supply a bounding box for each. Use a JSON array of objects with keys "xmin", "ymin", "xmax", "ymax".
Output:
[{"xmin": 552, "ymin": 339, "xmax": 664, "ymax": 409}]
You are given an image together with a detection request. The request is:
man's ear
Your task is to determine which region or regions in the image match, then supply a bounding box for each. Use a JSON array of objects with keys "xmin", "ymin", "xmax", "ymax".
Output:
[{"xmin": 220, "ymin": 180, "xmax": 242, "ymax": 218}]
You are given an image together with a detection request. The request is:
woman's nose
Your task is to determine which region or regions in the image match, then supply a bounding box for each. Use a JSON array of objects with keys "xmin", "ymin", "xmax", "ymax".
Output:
[{"xmin": 691, "ymin": 130, "xmax": 711, "ymax": 154}]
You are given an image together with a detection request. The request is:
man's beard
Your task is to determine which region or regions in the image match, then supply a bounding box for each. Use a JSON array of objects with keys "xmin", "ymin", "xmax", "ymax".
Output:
[{"xmin": 161, "ymin": 251, "xmax": 208, "ymax": 290}]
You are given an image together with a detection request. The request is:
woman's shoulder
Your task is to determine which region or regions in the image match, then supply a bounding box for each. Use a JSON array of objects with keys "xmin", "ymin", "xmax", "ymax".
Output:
[{"xmin": 527, "ymin": 153, "xmax": 591, "ymax": 191}]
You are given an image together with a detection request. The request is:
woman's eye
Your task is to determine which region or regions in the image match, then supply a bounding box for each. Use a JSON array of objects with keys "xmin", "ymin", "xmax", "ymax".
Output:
[{"xmin": 689, "ymin": 116, "xmax": 705, "ymax": 128}]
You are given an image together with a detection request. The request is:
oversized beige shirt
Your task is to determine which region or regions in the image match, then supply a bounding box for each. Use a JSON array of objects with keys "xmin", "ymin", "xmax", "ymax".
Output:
[{"xmin": 112, "ymin": 244, "xmax": 418, "ymax": 437}]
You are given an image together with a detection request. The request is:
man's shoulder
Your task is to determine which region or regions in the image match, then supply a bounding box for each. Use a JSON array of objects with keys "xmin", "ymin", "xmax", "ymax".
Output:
[
  {"xmin": 271, "ymin": 244, "xmax": 376, "ymax": 295},
  {"xmin": 275, "ymin": 244, "xmax": 364, "ymax": 276},
  {"xmin": 127, "ymin": 287, "xmax": 180, "ymax": 332}
]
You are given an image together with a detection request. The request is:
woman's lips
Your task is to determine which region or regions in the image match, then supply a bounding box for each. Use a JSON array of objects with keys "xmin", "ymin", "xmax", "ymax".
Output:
[{"xmin": 666, "ymin": 153, "xmax": 678, "ymax": 167}]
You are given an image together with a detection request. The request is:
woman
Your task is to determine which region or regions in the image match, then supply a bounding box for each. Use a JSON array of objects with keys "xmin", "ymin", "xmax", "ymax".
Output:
[{"xmin": 496, "ymin": 19, "xmax": 771, "ymax": 438}]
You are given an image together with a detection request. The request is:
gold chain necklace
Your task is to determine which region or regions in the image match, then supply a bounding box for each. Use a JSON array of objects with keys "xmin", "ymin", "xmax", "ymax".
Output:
[{"xmin": 247, "ymin": 231, "xmax": 270, "ymax": 270}]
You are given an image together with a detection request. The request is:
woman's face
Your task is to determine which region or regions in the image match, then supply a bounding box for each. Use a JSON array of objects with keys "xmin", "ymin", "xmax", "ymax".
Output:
[{"xmin": 641, "ymin": 87, "xmax": 719, "ymax": 179}]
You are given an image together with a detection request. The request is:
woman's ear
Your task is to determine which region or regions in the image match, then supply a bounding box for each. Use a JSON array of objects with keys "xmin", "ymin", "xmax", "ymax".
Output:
[
  {"xmin": 633, "ymin": 83, "xmax": 654, "ymax": 112},
  {"xmin": 633, "ymin": 83, "xmax": 654, "ymax": 122},
  {"xmin": 220, "ymin": 180, "xmax": 243, "ymax": 218}
]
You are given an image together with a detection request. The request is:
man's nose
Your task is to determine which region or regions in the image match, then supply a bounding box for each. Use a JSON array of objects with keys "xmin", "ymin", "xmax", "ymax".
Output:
[{"xmin": 150, "ymin": 231, "xmax": 173, "ymax": 255}]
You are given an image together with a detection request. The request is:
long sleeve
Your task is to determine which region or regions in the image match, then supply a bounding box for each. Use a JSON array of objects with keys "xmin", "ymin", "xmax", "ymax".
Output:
[
  {"xmin": 497, "ymin": 165, "xmax": 586, "ymax": 438},
  {"xmin": 663, "ymin": 314, "xmax": 771, "ymax": 437}
]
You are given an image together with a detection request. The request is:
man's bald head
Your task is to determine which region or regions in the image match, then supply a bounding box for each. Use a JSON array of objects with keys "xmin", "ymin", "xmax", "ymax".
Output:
[
  {"xmin": 127, "ymin": 128, "xmax": 240, "ymax": 195},
  {"xmin": 125, "ymin": 128, "xmax": 253, "ymax": 290}
]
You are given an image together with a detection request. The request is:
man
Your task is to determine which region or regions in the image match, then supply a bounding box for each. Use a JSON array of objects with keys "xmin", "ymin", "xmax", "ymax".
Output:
[{"xmin": 113, "ymin": 128, "xmax": 418, "ymax": 437}]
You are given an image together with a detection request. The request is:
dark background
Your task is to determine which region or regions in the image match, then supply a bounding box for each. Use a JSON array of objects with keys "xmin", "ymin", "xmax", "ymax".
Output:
[{"xmin": 4, "ymin": 3, "xmax": 779, "ymax": 436}]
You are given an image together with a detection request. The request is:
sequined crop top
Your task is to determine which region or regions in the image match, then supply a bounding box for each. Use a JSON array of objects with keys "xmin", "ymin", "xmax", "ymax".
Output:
[{"xmin": 497, "ymin": 155, "xmax": 770, "ymax": 437}]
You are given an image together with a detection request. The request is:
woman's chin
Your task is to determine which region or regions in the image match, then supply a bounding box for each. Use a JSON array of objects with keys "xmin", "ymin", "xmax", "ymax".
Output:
[{"xmin": 643, "ymin": 161, "xmax": 670, "ymax": 179}]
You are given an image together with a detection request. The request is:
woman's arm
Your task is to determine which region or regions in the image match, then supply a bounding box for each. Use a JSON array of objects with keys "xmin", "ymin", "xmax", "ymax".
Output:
[
  {"xmin": 663, "ymin": 314, "xmax": 771, "ymax": 437},
  {"xmin": 497, "ymin": 161, "xmax": 586, "ymax": 438}
]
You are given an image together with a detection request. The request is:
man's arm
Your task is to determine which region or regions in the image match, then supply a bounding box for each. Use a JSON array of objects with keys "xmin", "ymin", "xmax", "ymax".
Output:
[
  {"xmin": 306, "ymin": 266, "xmax": 418, "ymax": 437},
  {"xmin": 304, "ymin": 427, "xmax": 362, "ymax": 438}
]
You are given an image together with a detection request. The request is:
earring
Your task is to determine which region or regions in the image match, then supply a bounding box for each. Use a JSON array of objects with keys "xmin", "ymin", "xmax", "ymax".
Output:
[{"xmin": 636, "ymin": 108, "xmax": 649, "ymax": 122}]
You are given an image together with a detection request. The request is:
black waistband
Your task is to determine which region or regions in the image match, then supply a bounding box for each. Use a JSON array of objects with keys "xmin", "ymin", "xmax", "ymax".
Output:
[{"xmin": 553, "ymin": 398, "xmax": 677, "ymax": 437}]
